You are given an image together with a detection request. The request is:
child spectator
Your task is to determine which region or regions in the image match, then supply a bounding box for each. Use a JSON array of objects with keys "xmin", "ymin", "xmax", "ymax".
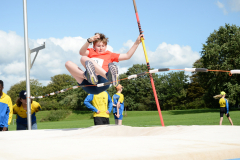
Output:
[
  {"xmin": 112, "ymin": 84, "xmax": 124, "ymax": 125},
  {"xmin": 84, "ymin": 91, "xmax": 112, "ymax": 125},
  {"xmin": 0, "ymin": 80, "xmax": 13, "ymax": 131},
  {"xmin": 13, "ymin": 90, "xmax": 41, "ymax": 130},
  {"xmin": 219, "ymin": 91, "xmax": 233, "ymax": 125}
]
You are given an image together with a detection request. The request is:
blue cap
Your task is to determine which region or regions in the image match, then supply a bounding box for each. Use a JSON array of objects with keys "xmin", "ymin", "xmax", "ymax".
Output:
[{"xmin": 19, "ymin": 90, "xmax": 27, "ymax": 99}]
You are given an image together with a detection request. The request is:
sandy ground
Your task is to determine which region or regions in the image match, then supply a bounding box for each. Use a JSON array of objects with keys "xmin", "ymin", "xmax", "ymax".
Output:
[{"xmin": 0, "ymin": 125, "xmax": 240, "ymax": 160}]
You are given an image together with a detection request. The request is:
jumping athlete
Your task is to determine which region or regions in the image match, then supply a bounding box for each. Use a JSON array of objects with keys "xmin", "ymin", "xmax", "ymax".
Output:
[{"xmin": 65, "ymin": 33, "xmax": 144, "ymax": 94}]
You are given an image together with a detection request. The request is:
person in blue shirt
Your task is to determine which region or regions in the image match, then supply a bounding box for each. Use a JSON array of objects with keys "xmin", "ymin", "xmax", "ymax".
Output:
[
  {"xmin": 84, "ymin": 91, "xmax": 112, "ymax": 125},
  {"xmin": 0, "ymin": 80, "xmax": 13, "ymax": 131},
  {"xmin": 219, "ymin": 91, "xmax": 233, "ymax": 125},
  {"xmin": 112, "ymin": 84, "xmax": 124, "ymax": 125}
]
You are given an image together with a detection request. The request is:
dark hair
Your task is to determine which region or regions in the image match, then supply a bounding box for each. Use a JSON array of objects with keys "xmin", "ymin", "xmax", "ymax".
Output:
[
  {"xmin": 0, "ymin": 80, "xmax": 3, "ymax": 87},
  {"xmin": 93, "ymin": 33, "xmax": 109, "ymax": 45},
  {"xmin": 16, "ymin": 97, "xmax": 32, "ymax": 107}
]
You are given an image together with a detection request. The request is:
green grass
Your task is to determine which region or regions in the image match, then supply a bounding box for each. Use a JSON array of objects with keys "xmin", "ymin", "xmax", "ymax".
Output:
[{"xmin": 8, "ymin": 109, "xmax": 240, "ymax": 131}]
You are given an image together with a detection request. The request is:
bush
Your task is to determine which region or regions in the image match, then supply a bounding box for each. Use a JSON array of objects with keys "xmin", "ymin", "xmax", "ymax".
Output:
[
  {"xmin": 185, "ymin": 98, "xmax": 206, "ymax": 109},
  {"xmin": 38, "ymin": 100, "xmax": 61, "ymax": 111},
  {"xmin": 40, "ymin": 110, "xmax": 72, "ymax": 122}
]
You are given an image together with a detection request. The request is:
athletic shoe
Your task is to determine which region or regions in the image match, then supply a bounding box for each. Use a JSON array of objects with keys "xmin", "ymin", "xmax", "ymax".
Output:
[
  {"xmin": 107, "ymin": 63, "xmax": 119, "ymax": 87},
  {"xmin": 85, "ymin": 61, "xmax": 98, "ymax": 85}
]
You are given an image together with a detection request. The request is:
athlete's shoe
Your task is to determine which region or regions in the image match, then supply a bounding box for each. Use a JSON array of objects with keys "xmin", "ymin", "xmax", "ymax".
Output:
[
  {"xmin": 107, "ymin": 63, "xmax": 119, "ymax": 87},
  {"xmin": 85, "ymin": 60, "xmax": 98, "ymax": 85}
]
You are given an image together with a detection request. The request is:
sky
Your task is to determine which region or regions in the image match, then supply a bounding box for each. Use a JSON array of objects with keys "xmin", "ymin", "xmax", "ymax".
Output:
[{"xmin": 0, "ymin": 0, "xmax": 240, "ymax": 93}]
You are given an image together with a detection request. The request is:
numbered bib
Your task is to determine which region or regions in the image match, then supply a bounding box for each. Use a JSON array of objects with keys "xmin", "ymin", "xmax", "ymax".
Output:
[{"xmin": 91, "ymin": 58, "xmax": 104, "ymax": 67}]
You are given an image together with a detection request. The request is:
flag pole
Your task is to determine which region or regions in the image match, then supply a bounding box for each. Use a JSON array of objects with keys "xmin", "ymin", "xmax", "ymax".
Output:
[{"xmin": 132, "ymin": 0, "xmax": 165, "ymax": 126}]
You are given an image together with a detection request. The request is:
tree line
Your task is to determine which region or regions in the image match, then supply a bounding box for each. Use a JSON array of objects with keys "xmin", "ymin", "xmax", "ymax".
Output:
[{"xmin": 7, "ymin": 24, "xmax": 240, "ymax": 111}]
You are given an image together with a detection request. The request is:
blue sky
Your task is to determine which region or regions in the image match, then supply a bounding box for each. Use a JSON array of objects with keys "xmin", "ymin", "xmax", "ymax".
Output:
[{"xmin": 0, "ymin": 0, "xmax": 240, "ymax": 93}]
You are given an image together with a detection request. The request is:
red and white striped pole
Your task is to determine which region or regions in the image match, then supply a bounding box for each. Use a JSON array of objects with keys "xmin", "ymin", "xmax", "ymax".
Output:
[{"xmin": 132, "ymin": 0, "xmax": 165, "ymax": 126}]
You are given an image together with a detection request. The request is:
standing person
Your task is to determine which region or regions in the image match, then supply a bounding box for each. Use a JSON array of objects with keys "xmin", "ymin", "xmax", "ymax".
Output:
[
  {"xmin": 112, "ymin": 84, "xmax": 124, "ymax": 125},
  {"xmin": 65, "ymin": 33, "xmax": 144, "ymax": 94},
  {"xmin": 0, "ymin": 80, "xmax": 13, "ymax": 131},
  {"xmin": 219, "ymin": 91, "xmax": 233, "ymax": 125},
  {"xmin": 84, "ymin": 91, "xmax": 112, "ymax": 125},
  {"xmin": 13, "ymin": 90, "xmax": 41, "ymax": 130}
]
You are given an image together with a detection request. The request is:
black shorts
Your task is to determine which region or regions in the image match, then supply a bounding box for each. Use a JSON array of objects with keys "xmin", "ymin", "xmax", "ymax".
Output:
[
  {"xmin": 94, "ymin": 117, "xmax": 110, "ymax": 125},
  {"xmin": 220, "ymin": 107, "xmax": 229, "ymax": 117},
  {"xmin": 78, "ymin": 75, "xmax": 110, "ymax": 94}
]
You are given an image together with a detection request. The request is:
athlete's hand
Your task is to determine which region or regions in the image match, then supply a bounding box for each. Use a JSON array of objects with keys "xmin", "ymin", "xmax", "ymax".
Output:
[
  {"xmin": 96, "ymin": 110, "xmax": 100, "ymax": 114},
  {"xmin": 106, "ymin": 111, "xmax": 109, "ymax": 114},
  {"xmin": 89, "ymin": 34, "xmax": 100, "ymax": 43},
  {"xmin": 136, "ymin": 32, "xmax": 144, "ymax": 44},
  {"xmin": 115, "ymin": 113, "xmax": 120, "ymax": 118}
]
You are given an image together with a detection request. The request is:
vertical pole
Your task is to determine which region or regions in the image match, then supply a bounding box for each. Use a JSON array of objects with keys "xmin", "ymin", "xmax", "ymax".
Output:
[
  {"xmin": 132, "ymin": 0, "xmax": 165, "ymax": 126},
  {"xmin": 23, "ymin": 0, "xmax": 32, "ymax": 130}
]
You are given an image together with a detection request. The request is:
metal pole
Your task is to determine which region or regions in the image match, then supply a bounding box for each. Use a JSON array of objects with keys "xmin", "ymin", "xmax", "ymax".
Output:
[
  {"xmin": 132, "ymin": 0, "xmax": 165, "ymax": 126},
  {"xmin": 23, "ymin": 0, "xmax": 32, "ymax": 130}
]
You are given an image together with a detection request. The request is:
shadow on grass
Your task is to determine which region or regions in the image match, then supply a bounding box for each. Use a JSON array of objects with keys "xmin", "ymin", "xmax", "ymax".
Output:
[{"xmin": 169, "ymin": 109, "xmax": 219, "ymax": 115}]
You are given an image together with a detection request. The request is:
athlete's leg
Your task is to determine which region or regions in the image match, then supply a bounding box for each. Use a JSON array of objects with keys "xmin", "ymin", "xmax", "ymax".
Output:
[
  {"xmin": 118, "ymin": 120, "xmax": 122, "ymax": 125},
  {"xmin": 115, "ymin": 119, "xmax": 118, "ymax": 125},
  {"xmin": 219, "ymin": 117, "xmax": 223, "ymax": 125},
  {"xmin": 226, "ymin": 113, "xmax": 233, "ymax": 125},
  {"xmin": 227, "ymin": 117, "xmax": 233, "ymax": 125},
  {"xmin": 65, "ymin": 61, "xmax": 85, "ymax": 84},
  {"xmin": 81, "ymin": 56, "xmax": 107, "ymax": 79}
]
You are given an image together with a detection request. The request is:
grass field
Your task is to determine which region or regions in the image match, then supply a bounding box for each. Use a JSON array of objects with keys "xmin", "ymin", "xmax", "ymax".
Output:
[{"xmin": 8, "ymin": 109, "xmax": 240, "ymax": 131}]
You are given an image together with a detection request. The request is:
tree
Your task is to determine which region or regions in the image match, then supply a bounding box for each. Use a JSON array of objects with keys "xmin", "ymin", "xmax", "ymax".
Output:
[
  {"xmin": 199, "ymin": 24, "xmax": 240, "ymax": 107},
  {"xmin": 118, "ymin": 64, "xmax": 158, "ymax": 111},
  {"xmin": 155, "ymin": 71, "xmax": 189, "ymax": 110},
  {"xmin": 187, "ymin": 60, "xmax": 205, "ymax": 102},
  {"xmin": 7, "ymin": 79, "xmax": 43, "ymax": 103},
  {"xmin": 43, "ymin": 74, "xmax": 77, "ymax": 102}
]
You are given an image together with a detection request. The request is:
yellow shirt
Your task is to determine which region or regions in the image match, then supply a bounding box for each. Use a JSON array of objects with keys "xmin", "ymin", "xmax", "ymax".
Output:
[
  {"xmin": 13, "ymin": 101, "xmax": 41, "ymax": 124},
  {"xmin": 219, "ymin": 98, "xmax": 226, "ymax": 107}
]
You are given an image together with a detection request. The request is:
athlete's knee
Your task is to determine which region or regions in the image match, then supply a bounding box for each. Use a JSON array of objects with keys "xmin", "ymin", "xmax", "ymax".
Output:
[
  {"xmin": 80, "ymin": 56, "xmax": 90, "ymax": 63},
  {"xmin": 65, "ymin": 61, "xmax": 73, "ymax": 68}
]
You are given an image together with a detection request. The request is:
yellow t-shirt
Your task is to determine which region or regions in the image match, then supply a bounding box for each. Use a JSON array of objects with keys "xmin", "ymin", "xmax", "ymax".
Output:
[
  {"xmin": 219, "ymin": 98, "xmax": 226, "ymax": 108},
  {"xmin": 91, "ymin": 92, "xmax": 110, "ymax": 118},
  {"xmin": 13, "ymin": 101, "xmax": 41, "ymax": 124}
]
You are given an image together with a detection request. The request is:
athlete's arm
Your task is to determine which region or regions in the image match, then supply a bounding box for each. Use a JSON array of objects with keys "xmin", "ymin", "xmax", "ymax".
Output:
[
  {"xmin": 79, "ymin": 34, "xmax": 100, "ymax": 56},
  {"xmin": 7, "ymin": 98, "xmax": 13, "ymax": 125},
  {"xmin": 116, "ymin": 101, "xmax": 120, "ymax": 118},
  {"xmin": 118, "ymin": 34, "xmax": 144, "ymax": 61},
  {"xmin": 107, "ymin": 93, "xmax": 113, "ymax": 113},
  {"xmin": 225, "ymin": 99, "xmax": 229, "ymax": 113},
  {"xmin": 84, "ymin": 94, "xmax": 98, "ymax": 112}
]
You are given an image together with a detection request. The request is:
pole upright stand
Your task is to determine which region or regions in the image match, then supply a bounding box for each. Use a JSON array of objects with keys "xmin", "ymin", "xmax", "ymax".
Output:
[
  {"xmin": 132, "ymin": 0, "xmax": 165, "ymax": 126},
  {"xmin": 23, "ymin": 0, "xmax": 45, "ymax": 130}
]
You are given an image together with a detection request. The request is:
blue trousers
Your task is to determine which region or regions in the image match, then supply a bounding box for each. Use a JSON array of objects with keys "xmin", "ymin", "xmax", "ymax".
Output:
[{"xmin": 17, "ymin": 122, "xmax": 37, "ymax": 130}]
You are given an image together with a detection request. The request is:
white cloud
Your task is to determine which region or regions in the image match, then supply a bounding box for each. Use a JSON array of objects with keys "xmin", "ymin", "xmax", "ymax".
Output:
[
  {"xmin": 0, "ymin": 31, "xmax": 24, "ymax": 64},
  {"xmin": 216, "ymin": 1, "xmax": 228, "ymax": 15},
  {"xmin": 49, "ymin": 36, "xmax": 85, "ymax": 53},
  {"xmin": 150, "ymin": 42, "xmax": 200, "ymax": 68},
  {"xmin": 2, "ymin": 61, "xmax": 25, "ymax": 75},
  {"xmin": 228, "ymin": 0, "xmax": 240, "ymax": 12},
  {"xmin": 116, "ymin": 41, "xmax": 200, "ymax": 70},
  {"xmin": 0, "ymin": 30, "xmax": 200, "ymax": 93}
]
